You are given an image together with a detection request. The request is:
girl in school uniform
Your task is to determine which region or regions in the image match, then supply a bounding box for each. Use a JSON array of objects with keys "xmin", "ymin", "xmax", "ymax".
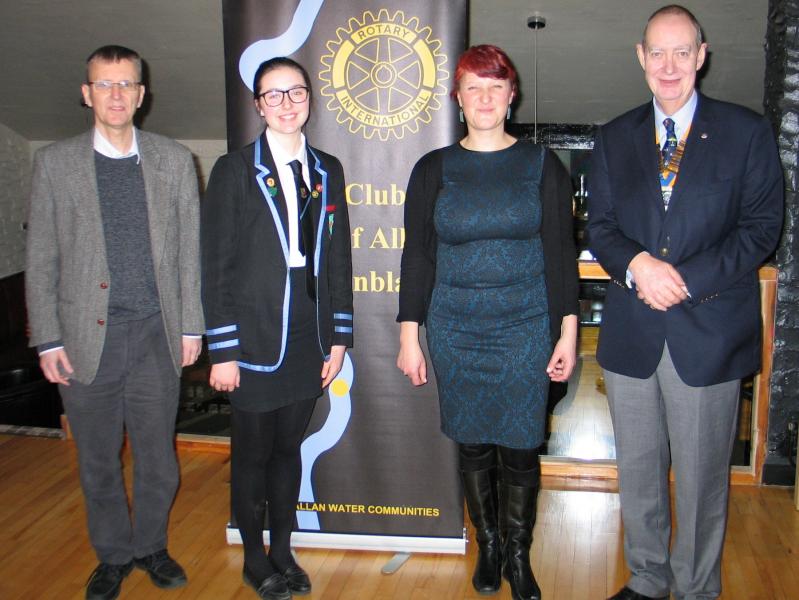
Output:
[{"xmin": 202, "ymin": 57, "xmax": 353, "ymax": 600}]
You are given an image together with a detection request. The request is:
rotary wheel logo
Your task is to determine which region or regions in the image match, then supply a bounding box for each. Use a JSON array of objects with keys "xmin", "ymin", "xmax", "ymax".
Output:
[{"xmin": 319, "ymin": 9, "xmax": 449, "ymax": 141}]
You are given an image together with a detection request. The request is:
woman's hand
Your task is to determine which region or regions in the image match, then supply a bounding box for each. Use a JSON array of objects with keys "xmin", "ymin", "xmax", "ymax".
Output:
[
  {"xmin": 210, "ymin": 361, "xmax": 240, "ymax": 392},
  {"xmin": 397, "ymin": 321, "xmax": 428, "ymax": 386},
  {"xmin": 322, "ymin": 345, "xmax": 346, "ymax": 388},
  {"xmin": 546, "ymin": 315, "xmax": 578, "ymax": 382}
]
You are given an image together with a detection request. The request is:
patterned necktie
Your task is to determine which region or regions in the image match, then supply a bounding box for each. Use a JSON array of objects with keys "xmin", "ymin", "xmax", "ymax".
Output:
[
  {"xmin": 288, "ymin": 159, "xmax": 315, "ymax": 299},
  {"xmin": 661, "ymin": 117, "xmax": 678, "ymax": 165}
]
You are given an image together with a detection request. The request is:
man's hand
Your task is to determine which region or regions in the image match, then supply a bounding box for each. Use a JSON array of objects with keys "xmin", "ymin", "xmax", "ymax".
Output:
[
  {"xmin": 321, "ymin": 345, "xmax": 347, "ymax": 388},
  {"xmin": 182, "ymin": 336, "xmax": 202, "ymax": 367},
  {"xmin": 209, "ymin": 361, "xmax": 240, "ymax": 392},
  {"xmin": 40, "ymin": 348, "xmax": 74, "ymax": 386},
  {"xmin": 629, "ymin": 252, "xmax": 688, "ymax": 311}
]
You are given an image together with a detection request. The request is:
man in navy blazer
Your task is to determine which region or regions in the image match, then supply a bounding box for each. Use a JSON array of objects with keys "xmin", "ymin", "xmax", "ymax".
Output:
[{"xmin": 587, "ymin": 5, "xmax": 783, "ymax": 600}]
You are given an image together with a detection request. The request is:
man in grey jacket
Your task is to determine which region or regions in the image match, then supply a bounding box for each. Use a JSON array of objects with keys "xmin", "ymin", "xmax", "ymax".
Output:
[{"xmin": 26, "ymin": 45, "xmax": 203, "ymax": 600}]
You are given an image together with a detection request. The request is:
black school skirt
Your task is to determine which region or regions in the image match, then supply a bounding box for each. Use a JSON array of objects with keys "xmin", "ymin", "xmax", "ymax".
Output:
[{"xmin": 228, "ymin": 268, "xmax": 323, "ymax": 412}]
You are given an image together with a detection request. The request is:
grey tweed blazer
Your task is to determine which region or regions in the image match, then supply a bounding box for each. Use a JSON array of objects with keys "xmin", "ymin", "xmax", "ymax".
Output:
[{"xmin": 25, "ymin": 129, "xmax": 204, "ymax": 384}]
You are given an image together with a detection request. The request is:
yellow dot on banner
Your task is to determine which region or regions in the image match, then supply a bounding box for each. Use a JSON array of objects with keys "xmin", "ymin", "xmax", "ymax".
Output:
[{"xmin": 331, "ymin": 379, "xmax": 349, "ymax": 397}]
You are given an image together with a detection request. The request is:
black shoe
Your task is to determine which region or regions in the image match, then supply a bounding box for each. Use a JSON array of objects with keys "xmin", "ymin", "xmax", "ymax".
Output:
[
  {"xmin": 462, "ymin": 467, "xmax": 501, "ymax": 594},
  {"xmin": 133, "ymin": 549, "xmax": 187, "ymax": 589},
  {"xmin": 279, "ymin": 562, "xmax": 312, "ymax": 595},
  {"xmin": 499, "ymin": 476, "xmax": 541, "ymax": 600},
  {"xmin": 243, "ymin": 565, "xmax": 291, "ymax": 600},
  {"xmin": 85, "ymin": 561, "xmax": 133, "ymax": 600},
  {"xmin": 608, "ymin": 586, "xmax": 668, "ymax": 600}
]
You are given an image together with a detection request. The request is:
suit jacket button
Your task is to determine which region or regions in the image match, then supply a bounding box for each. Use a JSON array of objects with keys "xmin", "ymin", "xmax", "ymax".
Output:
[
  {"xmin": 99, "ymin": 282, "xmax": 108, "ymax": 289},
  {"xmin": 97, "ymin": 319, "xmax": 105, "ymax": 326},
  {"xmin": 659, "ymin": 247, "xmax": 669, "ymax": 257}
]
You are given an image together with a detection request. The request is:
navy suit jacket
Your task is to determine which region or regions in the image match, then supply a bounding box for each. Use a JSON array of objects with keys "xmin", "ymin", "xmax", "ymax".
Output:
[{"xmin": 586, "ymin": 94, "xmax": 783, "ymax": 386}]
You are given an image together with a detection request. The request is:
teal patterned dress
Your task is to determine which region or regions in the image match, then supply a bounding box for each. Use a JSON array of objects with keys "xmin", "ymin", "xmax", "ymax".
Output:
[{"xmin": 426, "ymin": 141, "xmax": 550, "ymax": 449}]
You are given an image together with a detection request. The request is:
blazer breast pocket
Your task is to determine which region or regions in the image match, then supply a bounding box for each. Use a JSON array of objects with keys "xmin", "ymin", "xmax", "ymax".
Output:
[
  {"xmin": 672, "ymin": 178, "xmax": 737, "ymax": 251},
  {"xmin": 696, "ymin": 178, "xmax": 733, "ymax": 201},
  {"xmin": 675, "ymin": 178, "xmax": 734, "ymax": 221}
]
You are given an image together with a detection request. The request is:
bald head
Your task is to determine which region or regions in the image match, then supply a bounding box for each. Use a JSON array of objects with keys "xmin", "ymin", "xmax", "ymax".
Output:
[{"xmin": 642, "ymin": 4, "xmax": 703, "ymax": 50}]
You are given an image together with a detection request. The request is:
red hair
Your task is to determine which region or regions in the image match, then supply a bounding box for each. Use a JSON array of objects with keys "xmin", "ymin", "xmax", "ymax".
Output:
[{"xmin": 451, "ymin": 45, "xmax": 518, "ymax": 99}]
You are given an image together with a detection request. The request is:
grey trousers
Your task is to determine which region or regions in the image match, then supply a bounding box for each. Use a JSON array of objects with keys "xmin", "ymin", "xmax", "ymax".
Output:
[
  {"xmin": 604, "ymin": 344, "xmax": 739, "ymax": 600},
  {"xmin": 59, "ymin": 312, "xmax": 180, "ymax": 565}
]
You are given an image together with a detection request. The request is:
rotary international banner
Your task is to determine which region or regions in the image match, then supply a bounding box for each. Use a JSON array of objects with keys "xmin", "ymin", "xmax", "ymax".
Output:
[{"xmin": 222, "ymin": 0, "xmax": 468, "ymax": 553}]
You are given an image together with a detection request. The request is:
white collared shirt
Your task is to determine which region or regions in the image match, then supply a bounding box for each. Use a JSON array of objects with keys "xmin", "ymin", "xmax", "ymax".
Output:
[
  {"xmin": 266, "ymin": 128, "xmax": 310, "ymax": 268},
  {"xmin": 93, "ymin": 128, "xmax": 140, "ymax": 163}
]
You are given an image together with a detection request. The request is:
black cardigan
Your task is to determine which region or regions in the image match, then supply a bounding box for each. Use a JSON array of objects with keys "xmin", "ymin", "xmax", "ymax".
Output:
[{"xmin": 397, "ymin": 142, "xmax": 579, "ymax": 349}]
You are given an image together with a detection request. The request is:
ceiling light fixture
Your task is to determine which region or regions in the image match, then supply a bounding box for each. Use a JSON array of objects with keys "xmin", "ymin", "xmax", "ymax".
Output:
[{"xmin": 527, "ymin": 14, "xmax": 546, "ymax": 143}]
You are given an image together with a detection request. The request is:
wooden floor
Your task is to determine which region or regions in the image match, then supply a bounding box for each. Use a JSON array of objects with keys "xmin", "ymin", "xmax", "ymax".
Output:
[
  {"xmin": 1, "ymin": 434, "xmax": 798, "ymax": 599},
  {"xmin": 548, "ymin": 357, "xmax": 616, "ymax": 461}
]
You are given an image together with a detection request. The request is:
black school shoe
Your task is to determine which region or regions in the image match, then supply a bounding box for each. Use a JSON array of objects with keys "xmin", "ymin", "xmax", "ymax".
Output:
[
  {"xmin": 85, "ymin": 561, "xmax": 133, "ymax": 600},
  {"xmin": 242, "ymin": 564, "xmax": 291, "ymax": 600},
  {"xmin": 279, "ymin": 562, "xmax": 312, "ymax": 595},
  {"xmin": 133, "ymin": 549, "xmax": 188, "ymax": 589}
]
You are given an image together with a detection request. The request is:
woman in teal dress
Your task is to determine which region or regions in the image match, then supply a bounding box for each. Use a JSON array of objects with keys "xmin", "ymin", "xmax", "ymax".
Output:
[{"xmin": 397, "ymin": 45, "xmax": 579, "ymax": 600}]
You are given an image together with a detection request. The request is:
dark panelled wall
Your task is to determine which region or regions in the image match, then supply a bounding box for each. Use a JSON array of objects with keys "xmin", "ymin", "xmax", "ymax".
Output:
[{"xmin": 764, "ymin": 0, "xmax": 799, "ymax": 485}]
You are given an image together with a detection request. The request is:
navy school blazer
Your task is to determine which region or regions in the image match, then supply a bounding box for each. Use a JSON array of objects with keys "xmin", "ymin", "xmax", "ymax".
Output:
[{"xmin": 201, "ymin": 132, "xmax": 353, "ymax": 370}]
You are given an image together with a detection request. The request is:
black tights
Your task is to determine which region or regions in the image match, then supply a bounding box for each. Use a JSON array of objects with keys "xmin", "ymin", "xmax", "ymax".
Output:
[
  {"xmin": 231, "ymin": 398, "xmax": 316, "ymax": 581},
  {"xmin": 459, "ymin": 443, "xmax": 541, "ymax": 487}
]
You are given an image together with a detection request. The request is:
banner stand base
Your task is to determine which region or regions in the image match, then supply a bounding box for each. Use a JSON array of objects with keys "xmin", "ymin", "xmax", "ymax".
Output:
[
  {"xmin": 226, "ymin": 525, "xmax": 466, "ymax": 555},
  {"xmin": 381, "ymin": 552, "xmax": 411, "ymax": 574}
]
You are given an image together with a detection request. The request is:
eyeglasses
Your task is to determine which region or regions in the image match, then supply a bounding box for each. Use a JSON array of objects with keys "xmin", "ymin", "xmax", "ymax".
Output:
[
  {"xmin": 87, "ymin": 80, "xmax": 142, "ymax": 92},
  {"xmin": 258, "ymin": 86, "xmax": 309, "ymax": 107}
]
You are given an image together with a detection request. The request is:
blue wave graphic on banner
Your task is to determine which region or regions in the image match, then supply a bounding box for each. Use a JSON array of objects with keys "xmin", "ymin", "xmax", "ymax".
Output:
[
  {"xmin": 297, "ymin": 352, "xmax": 354, "ymax": 529},
  {"xmin": 239, "ymin": 0, "xmax": 325, "ymax": 91}
]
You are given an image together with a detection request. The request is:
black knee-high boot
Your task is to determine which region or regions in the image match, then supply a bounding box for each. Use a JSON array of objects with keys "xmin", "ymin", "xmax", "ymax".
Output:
[
  {"xmin": 462, "ymin": 467, "xmax": 502, "ymax": 594},
  {"xmin": 499, "ymin": 464, "xmax": 541, "ymax": 600}
]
